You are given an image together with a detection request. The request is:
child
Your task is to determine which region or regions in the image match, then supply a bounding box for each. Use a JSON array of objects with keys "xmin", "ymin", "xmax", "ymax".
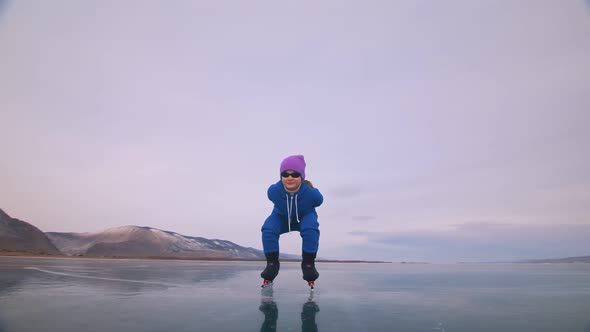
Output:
[{"xmin": 261, "ymin": 155, "xmax": 324, "ymax": 284}]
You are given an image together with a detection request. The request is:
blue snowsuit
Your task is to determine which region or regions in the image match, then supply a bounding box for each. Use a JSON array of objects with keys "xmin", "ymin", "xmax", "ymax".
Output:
[{"xmin": 261, "ymin": 180, "xmax": 323, "ymax": 254}]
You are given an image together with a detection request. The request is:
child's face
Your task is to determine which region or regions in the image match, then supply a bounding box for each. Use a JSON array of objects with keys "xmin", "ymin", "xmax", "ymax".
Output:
[{"xmin": 281, "ymin": 170, "xmax": 302, "ymax": 192}]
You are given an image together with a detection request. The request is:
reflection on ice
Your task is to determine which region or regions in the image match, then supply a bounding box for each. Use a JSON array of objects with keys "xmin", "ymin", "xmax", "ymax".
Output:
[
  {"xmin": 301, "ymin": 299, "xmax": 320, "ymax": 332},
  {"xmin": 260, "ymin": 286, "xmax": 320, "ymax": 332},
  {"xmin": 433, "ymin": 322, "xmax": 446, "ymax": 332},
  {"xmin": 1, "ymin": 257, "xmax": 590, "ymax": 332},
  {"xmin": 259, "ymin": 299, "xmax": 278, "ymax": 332}
]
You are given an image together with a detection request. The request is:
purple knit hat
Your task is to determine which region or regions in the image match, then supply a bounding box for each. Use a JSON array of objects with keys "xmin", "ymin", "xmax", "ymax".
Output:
[{"xmin": 280, "ymin": 155, "xmax": 306, "ymax": 180}]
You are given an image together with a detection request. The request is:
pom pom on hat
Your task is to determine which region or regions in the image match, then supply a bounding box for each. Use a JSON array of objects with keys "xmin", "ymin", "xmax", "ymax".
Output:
[{"xmin": 280, "ymin": 155, "xmax": 306, "ymax": 180}]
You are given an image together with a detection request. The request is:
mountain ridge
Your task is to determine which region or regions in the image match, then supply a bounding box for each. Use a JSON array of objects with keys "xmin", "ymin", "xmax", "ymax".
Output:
[
  {"xmin": 0, "ymin": 208, "xmax": 60, "ymax": 255},
  {"xmin": 4, "ymin": 208, "xmax": 586, "ymax": 263},
  {"xmin": 46, "ymin": 225, "xmax": 268, "ymax": 260},
  {"xmin": 0, "ymin": 207, "xmax": 303, "ymax": 260},
  {"xmin": 518, "ymin": 255, "xmax": 590, "ymax": 263}
]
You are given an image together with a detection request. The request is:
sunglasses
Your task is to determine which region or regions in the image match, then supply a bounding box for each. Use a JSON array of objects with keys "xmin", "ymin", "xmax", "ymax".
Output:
[{"xmin": 281, "ymin": 171, "xmax": 301, "ymax": 178}]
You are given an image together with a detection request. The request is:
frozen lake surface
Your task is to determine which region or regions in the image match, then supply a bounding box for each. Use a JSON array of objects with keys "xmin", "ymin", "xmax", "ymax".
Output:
[{"xmin": 1, "ymin": 256, "xmax": 590, "ymax": 331}]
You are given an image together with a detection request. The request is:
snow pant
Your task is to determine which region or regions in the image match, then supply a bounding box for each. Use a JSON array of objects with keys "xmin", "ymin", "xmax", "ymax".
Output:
[{"xmin": 261, "ymin": 212, "xmax": 319, "ymax": 254}]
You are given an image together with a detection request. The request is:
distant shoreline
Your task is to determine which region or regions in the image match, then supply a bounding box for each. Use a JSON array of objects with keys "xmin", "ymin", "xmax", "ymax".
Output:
[
  {"xmin": 0, "ymin": 251, "xmax": 392, "ymax": 263},
  {"xmin": 3, "ymin": 252, "xmax": 589, "ymax": 264}
]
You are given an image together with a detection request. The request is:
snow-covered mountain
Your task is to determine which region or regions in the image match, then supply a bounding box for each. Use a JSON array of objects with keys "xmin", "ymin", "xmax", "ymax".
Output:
[
  {"xmin": 0, "ymin": 208, "xmax": 60, "ymax": 255},
  {"xmin": 46, "ymin": 226, "xmax": 266, "ymax": 260}
]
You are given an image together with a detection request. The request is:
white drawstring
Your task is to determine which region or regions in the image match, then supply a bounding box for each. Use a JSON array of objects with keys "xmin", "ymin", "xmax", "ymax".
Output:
[
  {"xmin": 286, "ymin": 194, "xmax": 291, "ymax": 232},
  {"xmin": 295, "ymin": 194, "xmax": 300, "ymax": 223}
]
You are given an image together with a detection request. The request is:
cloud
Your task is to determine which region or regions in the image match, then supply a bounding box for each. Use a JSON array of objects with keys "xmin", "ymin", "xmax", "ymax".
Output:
[
  {"xmin": 450, "ymin": 222, "xmax": 511, "ymax": 231},
  {"xmin": 351, "ymin": 216, "xmax": 377, "ymax": 222},
  {"xmin": 328, "ymin": 185, "xmax": 363, "ymax": 198},
  {"xmin": 347, "ymin": 223, "xmax": 590, "ymax": 262}
]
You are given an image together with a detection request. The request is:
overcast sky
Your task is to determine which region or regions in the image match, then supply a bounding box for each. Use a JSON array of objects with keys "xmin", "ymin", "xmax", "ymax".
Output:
[{"xmin": 1, "ymin": 0, "xmax": 589, "ymax": 262}]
